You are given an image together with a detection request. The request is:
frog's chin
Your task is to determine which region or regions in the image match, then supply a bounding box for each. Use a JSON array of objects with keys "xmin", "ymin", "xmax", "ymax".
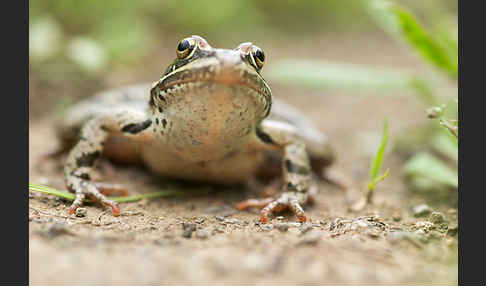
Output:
[{"xmin": 173, "ymin": 146, "xmax": 242, "ymax": 162}]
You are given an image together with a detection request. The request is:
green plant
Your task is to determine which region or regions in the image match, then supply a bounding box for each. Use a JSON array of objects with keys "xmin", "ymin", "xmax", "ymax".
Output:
[
  {"xmin": 351, "ymin": 118, "xmax": 390, "ymax": 211},
  {"xmin": 267, "ymin": 0, "xmax": 458, "ymax": 202},
  {"xmin": 367, "ymin": 0, "xmax": 458, "ymax": 196},
  {"xmin": 29, "ymin": 183, "xmax": 212, "ymax": 204},
  {"xmin": 367, "ymin": 118, "xmax": 390, "ymax": 197}
]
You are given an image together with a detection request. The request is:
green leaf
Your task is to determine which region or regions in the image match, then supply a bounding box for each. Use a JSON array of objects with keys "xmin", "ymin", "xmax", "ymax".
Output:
[
  {"xmin": 267, "ymin": 60, "xmax": 433, "ymax": 93},
  {"xmin": 403, "ymin": 152, "xmax": 458, "ymax": 189},
  {"xmin": 368, "ymin": 168, "xmax": 390, "ymax": 191},
  {"xmin": 432, "ymin": 131, "xmax": 458, "ymax": 163},
  {"xmin": 367, "ymin": 0, "xmax": 457, "ymax": 78},
  {"xmin": 369, "ymin": 118, "xmax": 389, "ymax": 181}
]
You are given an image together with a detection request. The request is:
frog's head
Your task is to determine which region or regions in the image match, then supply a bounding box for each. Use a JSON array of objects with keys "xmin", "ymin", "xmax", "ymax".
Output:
[{"xmin": 149, "ymin": 35, "xmax": 272, "ymax": 161}]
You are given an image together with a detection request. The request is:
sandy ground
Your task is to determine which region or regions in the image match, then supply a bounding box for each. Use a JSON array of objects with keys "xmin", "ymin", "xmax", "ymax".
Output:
[{"xmin": 29, "ymin": 34, "xmax": 458, "ymax": 286}]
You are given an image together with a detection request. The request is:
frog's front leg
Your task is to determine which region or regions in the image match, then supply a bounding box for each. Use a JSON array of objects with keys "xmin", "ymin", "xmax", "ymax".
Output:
[
  {"xmin": 64, "ymin": 110, "xmax": 152, "ymax": 216},
  {"xmin": 244, "ymin": 120, "xmax": 313, "ymax": 223}
]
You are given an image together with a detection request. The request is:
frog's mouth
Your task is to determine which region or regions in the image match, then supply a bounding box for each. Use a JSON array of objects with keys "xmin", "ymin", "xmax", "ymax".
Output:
[
  {"xmin": 162, "ymin": 67, "xmax": 271, "ymax": 100},
  {"xmin": 155, "ymin": 59, "xmax": 272, "ymax": 108}
]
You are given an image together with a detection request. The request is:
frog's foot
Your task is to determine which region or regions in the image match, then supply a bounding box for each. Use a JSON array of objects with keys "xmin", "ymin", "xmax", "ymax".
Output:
[
  {"xmin": 236, "ymin": 197, "xmax": 274, "ymax": 210},
  {"xmin": 68, "ymin": 179, "xmax": 121, "ymax": 216},
  {"xmin": 259, "ymin": 191, "xmax": 308, "ymax": 223},
  {"xmin": 238, "ymin": 184, "xmax": 318, "ymax": 223}
]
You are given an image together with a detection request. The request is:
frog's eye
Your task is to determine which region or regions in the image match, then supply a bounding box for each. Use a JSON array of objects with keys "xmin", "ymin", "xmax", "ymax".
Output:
[
  {"xmin": 176, "ymin": 37, "xmax": 197, "ymax": 60},
  {"xmin": 249, "ymin": 46, "xmax": 265, "ymax": 70}
]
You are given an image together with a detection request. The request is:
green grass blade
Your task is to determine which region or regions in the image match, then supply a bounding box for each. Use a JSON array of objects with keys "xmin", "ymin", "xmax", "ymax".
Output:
[
  {"xmin": 29, "ymin": 183, "xmax": 76, "ymax": 200},
  {"xmin": 367, "ymin": 168, "xmax": 390, "ymax": 191},
  {"xmin": 29, "ymin": 183, "xmax": 209, "ymax": 203},
  {"xmin": 369, "ymin": 118, "xmax": 389, "ymax": 181},
  {"xmin": 367, "ymin": 0, "xmax": 457, "ymax": 78}
]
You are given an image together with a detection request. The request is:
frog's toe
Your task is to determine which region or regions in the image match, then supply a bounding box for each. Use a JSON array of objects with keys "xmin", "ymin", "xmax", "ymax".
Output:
[
  {"xmin": 258, "ymin": 193, "xmax": 307, "ymax": 224},
  {"xmin": 68, "ymin": 193, "xmax": 86, "ymax": 215},
  {"xmin": 94, "ymin": 182, "xmax": 128, "ymax": 197},
  {"xmin": 87, "ymin": 194, "xmax": 120, "ymax": 216},
  {"xmin": 236, "ymin": 197, "xmax": 274, "ymax": 211},
  {"xmin": 68, "ymin": 180, "xmax": 121, "ymax": 216}
]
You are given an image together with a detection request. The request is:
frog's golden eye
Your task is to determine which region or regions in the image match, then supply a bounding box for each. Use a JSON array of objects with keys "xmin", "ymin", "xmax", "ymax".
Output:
[
  {"xmin": 249, "ymin": 46, "xmax": 265, "ymax": 70},
  {"xmin": 176, "ymin": 37, "xmax": 197, "ymax": 60}
]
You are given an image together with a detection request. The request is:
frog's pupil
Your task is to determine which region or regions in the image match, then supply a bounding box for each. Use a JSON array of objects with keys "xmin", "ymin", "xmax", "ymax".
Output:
[
  {"xmin": 178, "ymin": 40, "xmax": 190, "ymax": 52},
  {"xmin": 255, "ymin": 49, "xmax": 265, "ymax": 62}
]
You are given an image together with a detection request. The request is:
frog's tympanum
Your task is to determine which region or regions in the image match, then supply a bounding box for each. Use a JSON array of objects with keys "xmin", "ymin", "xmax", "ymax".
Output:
[{"xmin": 59, "ymin": 36, "xmax": 335, "ymax": 223}]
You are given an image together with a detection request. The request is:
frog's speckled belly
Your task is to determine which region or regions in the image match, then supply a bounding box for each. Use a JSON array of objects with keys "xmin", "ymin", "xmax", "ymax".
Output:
[{"xmin": 140, "ymin": 142, "xmax": 264, "ymax": 184}]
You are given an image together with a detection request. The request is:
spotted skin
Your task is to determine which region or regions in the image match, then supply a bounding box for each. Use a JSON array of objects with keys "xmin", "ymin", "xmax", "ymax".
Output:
[{"xmin": 60, "ymin": 35, "xmax": 335, "ymax": 222}]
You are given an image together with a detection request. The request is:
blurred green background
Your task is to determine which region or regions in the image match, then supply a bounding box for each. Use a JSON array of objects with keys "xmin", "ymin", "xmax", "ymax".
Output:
[
  {"xmin": 29, "ymin": 0, "xmax": 457, "ymax": 115},
  {"xmin": 29, "ymin": 0, "xmax": 458, "ymax": 203}
]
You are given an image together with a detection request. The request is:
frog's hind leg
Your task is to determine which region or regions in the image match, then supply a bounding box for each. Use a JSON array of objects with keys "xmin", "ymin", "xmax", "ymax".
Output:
[
  {"xmin": 64, "ymin": 109, "xmax": 153, "ymax": 216},
  {"xmin": 243, "ymin": 120, "xmax": 316, "ymax": 223},
  {"xmin": 93, "ymin": 182, "xmax": 129, "ymax": 196}
]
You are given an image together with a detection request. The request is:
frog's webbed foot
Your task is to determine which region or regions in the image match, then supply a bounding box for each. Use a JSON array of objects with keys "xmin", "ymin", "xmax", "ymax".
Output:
[
  {"xmin": 241, "ymin": 120, "xmax": 316, "ymax": 223},
  {"xmin": 260, "ymin": 192, "xmax": 307, "ymax": 223},
  {"xmin": 67, "ymin": 177, "xmax": 121, "ymax": 216},
  {"xmin": 238, "ymin": 181, "xmax": 318, "ymax": 223},
  {"xmin": 64, "ymin": 109, "xmax": 152, "ymax": 216}
]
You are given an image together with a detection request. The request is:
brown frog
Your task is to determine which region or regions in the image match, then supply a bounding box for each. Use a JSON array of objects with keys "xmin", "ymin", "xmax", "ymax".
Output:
[{"xmin": 58, "ymin": 35, "xmax": 335, "ymax": 223}]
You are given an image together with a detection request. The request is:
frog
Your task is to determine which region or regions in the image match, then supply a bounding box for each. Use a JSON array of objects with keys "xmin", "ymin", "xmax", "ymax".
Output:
[{"xmin": 57, "ymin": 35, "xmax": 337, "ymax": 223}]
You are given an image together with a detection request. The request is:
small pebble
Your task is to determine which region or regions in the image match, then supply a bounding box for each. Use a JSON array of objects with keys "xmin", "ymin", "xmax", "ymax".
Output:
[
  {"xmin": 300, "ymin": 223, "xmax": 313, "ymax": 234},
  {"xmin": 215, "ymin": 215, "xmax": 225, "ymax": 222},
  {"xmin": 223, "ymin": 218, "xmax": 238, "ymax": 224},
  {"xmin": 182, "ymin": 223, "xmax": 197, "ymax": 238},
  {"xmin": 392, "ymin": 213, "xmax": 402, "ymax": 222},
  {"xmin": 414, "ymin": 229, "xmax": 426, "ymax": 236},
  {"xmin": 274, "ymin": 223, "xmax": 290, "ymax": 232},
  {"xmin": 412, "ymin": 204, "xmax": 431, "ymax": 217},
  {"xmin": 367, "ymin": 230, "xmax": 381, "ymax": 239},
  {"xmin": 195, "ymin": 217, "xmax": 205, "ymax": 224},
  {"xmin": 415, "ymin": 221, "xmax": 434, "ymax": 232},
  {"xmin": 387, "ymin": 231, "xmax": 408, "ymax": 243},
  {"xmin": 75, "ymin": 208, "xmax": 87, "ymax": 217},
  {"xmin": 297, "ymin": 231, "xmax": 321, "ymax": 246},
  {"xmin": 351, "ymin": 220, "xmax": 369, "ymax": 230},
  {"xmin": 212, "ymin": 226, "xmax": 225, "ymax": 234},
  {"xmin": 429, "ymin": 212, "xmax": 446, "ymax": 224},
  {"xmin": 387, "ymin": 231, "xmax": 423, "ymax": 247},
  {"xmin": 195, "ymin": 229, "xmax": 209, "ymax": 239},
  {"xmin": 414, "ymin": 230, "xmax": 429, "ymax": 243},
  {"xmin": 44, "ymin": 223, "xmax": 71, "ymax": 238},
  {"xmin": 261, "ymin": 224, "xmax": 273, "ymax": 231},
  {"xmin": 447, "ymin": 225, "xmax": 458, "ymax": 237}
]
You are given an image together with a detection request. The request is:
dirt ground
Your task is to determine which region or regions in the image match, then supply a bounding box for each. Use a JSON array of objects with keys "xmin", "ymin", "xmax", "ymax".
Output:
[{"xmin": 29, "ymin": 34, "xmax": 458, "ymax": 286}]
